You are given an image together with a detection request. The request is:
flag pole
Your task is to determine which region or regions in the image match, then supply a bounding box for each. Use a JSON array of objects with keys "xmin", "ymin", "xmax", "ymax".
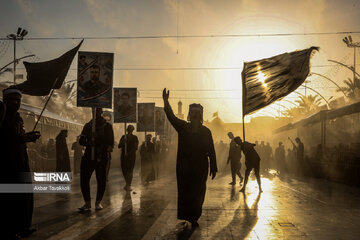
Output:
[
  {"xmin": 31, "ymin": 40, "xmax": 83, "ymax": 132},
  {"xmin": 241, "ymin": 68, "xmax": 246, "ymax": 142},
  {"xmin": 91, "ymin": 107, "xmax": 96, "ymax": 161},
  {"xmin": 32, "ymin": 88, "xmax": 55, "ymax": 131}
]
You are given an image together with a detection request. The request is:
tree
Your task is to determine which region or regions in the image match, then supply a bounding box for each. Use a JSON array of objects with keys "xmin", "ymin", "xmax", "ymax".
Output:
[
  {"xmin": 295, "ymin": 95, "xmax": 322, "ymax": 114},
  {"xmin": 337, "ymin": 77, "xmax": 360, "ymax": 100}
]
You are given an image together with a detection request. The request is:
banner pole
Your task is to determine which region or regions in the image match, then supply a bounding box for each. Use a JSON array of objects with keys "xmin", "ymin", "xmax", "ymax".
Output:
[
  {"xmin": 241, "ymin": 68, "xmax": 246, "ymax": 142},
  {"xmin": 32, "ymin": 88, "xmax": 55, "ymax": 131},
  {"xmin": 145, "ymin": 131, "xmax": 147, "ymax": 147},
  {"xmin": 91, "ymin": 107, "xmax": 96, "ymax": 161},
  {"xmin": 124, "ymin": 122, "xmax": 127, "ymax": 156}
]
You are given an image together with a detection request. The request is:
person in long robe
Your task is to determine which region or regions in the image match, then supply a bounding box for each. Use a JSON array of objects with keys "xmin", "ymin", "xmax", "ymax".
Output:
[
  {"xmin": 140, "ymin": 134, "xmax": 155, "ymax": 184},
  {"xmin": 56, "ymin": 130, "xmax": 71, "ymax": 172},
  {"xmin": 0, "ymin": 87, "xmax": 40, "ymax": 239},
  {"xmin": 118, "ymin": 125, "xmax": 138, "ymax": 191},
  {"xmin": 163, "ymin": 88, "xmax": 217, "ymax": 228},
  {"xmin": 227, "ymin": 132, "xmax": 243, "ymax": 185},
  {"xmin": 234, "ymin": 137, "xmax": 262, "ymax": 193}
]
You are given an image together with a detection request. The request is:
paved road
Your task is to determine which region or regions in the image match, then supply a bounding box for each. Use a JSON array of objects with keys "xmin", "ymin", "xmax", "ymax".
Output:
[{"xmin": 27, "ymin": 167, "xmax": 360, "ymax": 240}]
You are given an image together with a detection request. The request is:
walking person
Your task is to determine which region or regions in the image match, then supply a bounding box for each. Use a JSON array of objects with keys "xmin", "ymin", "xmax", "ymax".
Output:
[
  {"xmin": 227, "ymin": 132, "xmax": 243, "ymax": 185},
  {"xmin": 78, "ymin": 108, "xmax": 114, "ymax": 211},
  {"xmin": 118, "ymin": 125, "xmax": 138, "ymax": 191},
  {"xmin": 163, "ymin": 88, "xmax": 217, "ymax": 228},
  {"xmin": 234, "ymin": 137, "xmax": 262, "ymax": 193},
  {"xmin": 140, "ymin": 134, "xmax": 156, "ymax": 184}
]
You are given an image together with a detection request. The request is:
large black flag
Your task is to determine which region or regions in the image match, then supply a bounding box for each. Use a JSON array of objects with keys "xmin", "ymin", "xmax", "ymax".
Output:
[
  {"xmin": 242, "ymin": 47, "xmax": 318, "ymax": 115},
  {"xmin": 16, "ymin": 40, "xmax": 83, "ymax": 96}
]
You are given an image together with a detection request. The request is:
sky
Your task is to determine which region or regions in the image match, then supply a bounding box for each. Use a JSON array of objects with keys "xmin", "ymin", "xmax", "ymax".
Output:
[{"xmin": 1, "ymin": 0, "xmax": 360, "ymax": 122}]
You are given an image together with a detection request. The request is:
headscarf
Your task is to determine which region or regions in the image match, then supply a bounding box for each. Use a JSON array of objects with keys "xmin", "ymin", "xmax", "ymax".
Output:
[
  {"xmin": 187, "ymin": 103, "xmax": 203, "ymax": 123},
  {"xmin": 2, "ymin": 86, "xmax": 22, "ymax": 98}
]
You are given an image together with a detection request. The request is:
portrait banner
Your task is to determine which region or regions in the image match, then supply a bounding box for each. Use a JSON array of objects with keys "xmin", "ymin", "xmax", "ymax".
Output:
[
  {"xmin": 77, "ymin": 51, "xmax": 113, "ymax": 108},
  {"xmin": 155, "ymin": 107, "xmax": 165, "ymax": 135},
  {"xmin": 114, "ymin": 88, "xmax": 137, "ymax": 123},
  {"xmin": 137, "ymin": 103, "xmax": 155, "ymax": 132}
]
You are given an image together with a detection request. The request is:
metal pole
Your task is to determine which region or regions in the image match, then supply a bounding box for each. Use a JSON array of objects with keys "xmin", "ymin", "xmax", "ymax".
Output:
[
  {"xmin": 13, "ymin": 39, "xmax": 16, "ymax": 84},
  {"xmin": 91, "ymin": 107, "xmax": 96, "ymax": 161},
  {"xmin": 124, "ymin": 122, "xmax": 127, "ymax": 156},
  {"xmin": 32, "ymin": 89, "xmax": 54, "ymax": 131},
  {"xmin": 241, "ymin": 68, "xmax": 246, "ymax": 142},
  {"xmin": 354, "ymin": 47, "xmax": 356, "ymax": 83}
]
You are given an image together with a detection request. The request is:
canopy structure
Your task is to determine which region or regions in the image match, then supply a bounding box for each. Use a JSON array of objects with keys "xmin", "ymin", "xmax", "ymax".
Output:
[
  {"xmin": 274, "ymin": 101, "xmax": 360, "ymax": 134},
  {"xmin": 273, "ymin": 101, "xmax": 360, "ymax": 150},
  {"xmin": 19, "ymin": 103, "xmax": 82, "ymax": 131}
]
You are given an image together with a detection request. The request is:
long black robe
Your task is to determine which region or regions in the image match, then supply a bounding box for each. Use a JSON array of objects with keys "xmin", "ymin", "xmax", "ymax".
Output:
[
  {"xmin": 140, "ymin": 141, "xmax": 155, "ymax": 183},
  {"xmin": 56, "ymin": 133, "xmax": 71, "ymax": 172},
  {"xmin": 164, "ymin": 102, "xmax": 217, "ymax": 222},
  {"xmin": 0, "ymin": 111, "xmax": 33, "ymax": 237}
]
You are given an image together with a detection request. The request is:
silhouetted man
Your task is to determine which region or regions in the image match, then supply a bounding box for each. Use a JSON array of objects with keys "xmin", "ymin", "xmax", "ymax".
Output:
[
  {"xmin": 140, "ymin": 134, "xmax": 155, "ymax": 184},
  {"xmin": 0, "ymin": 87, "xmax": 40, "ymax": 238},
  {"xmin": 234, "ymin": 137, "xmax": 262, "ymax": 193},
  {"xmin": 79, "ymin": 108, "xmax": 114, "ymax": 211},
  {"xmin": 227, "ymin": 132, "xmax": 243, "ymax": 185},
  {"xmin": 118, "ymin": 124, "xmax": 138, "ymax": 191},
  {"xmin": 56, "ymin": 129, "xmax": 71, "ymax": 172},
  {"xmin": 263, "ymin": 142, "xmax": 273, "ymax": 170},
  {"xmin": 275, "ymin": 142, "xmax": 286, "ymax": 172},
  {"xmin": 163, "ymin": 88, "xmax": 217, "ymax": 228},
  {"xmin": 289, "ymin": 137, "xmax": 304, "ymax": 174}
]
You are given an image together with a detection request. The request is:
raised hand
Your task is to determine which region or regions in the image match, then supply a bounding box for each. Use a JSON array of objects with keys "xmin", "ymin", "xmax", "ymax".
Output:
[{"xmin": 162, "ymin": 88, "xmax": 170, "ymax": 101}]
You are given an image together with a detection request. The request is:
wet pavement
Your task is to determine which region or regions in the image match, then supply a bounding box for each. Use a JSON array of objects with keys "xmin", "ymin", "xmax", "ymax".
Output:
[{"xmin": 27, "ymin": 168, "xmax": 360, "ymax": 240}]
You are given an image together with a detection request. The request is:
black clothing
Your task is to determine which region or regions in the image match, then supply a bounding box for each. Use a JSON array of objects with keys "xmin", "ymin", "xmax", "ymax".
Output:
[
  {"xmin": 275, "ymin": 145, "xmax": 286, "ymax": 171},
  {"xmin": 80, "ymin": 157, "xmax": 108, "ymax": 201},
  {"xmin": 164, "ymin": 101, "xmax": 217, "ymax": 222},
  {"xmin": 56, "ymin": 133, "xmax": 70, "ymax": 172},
  {"xmin": 119, "ymin": 134, "xmax": 138, "ymax": 186},
  {"xmin": 0, "ymin": 111, "xmax": 33, "ymax": 237},
  {"xmin": 140, "ymin": 141, "xmax": 155, "ymax": 183},
  {"xmin": 228, "ymin": 139, "xmax": 242, "ymax": 182},
  {"xmin": 79, "ymin": 117, "xmax": 114, "ymax": 202}
]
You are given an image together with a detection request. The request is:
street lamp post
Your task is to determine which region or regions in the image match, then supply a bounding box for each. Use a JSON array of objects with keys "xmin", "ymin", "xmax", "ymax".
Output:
[
  {"xmin": 343, "ymin": 35, "xmax": 360, "ymax": 83},
  {"xmin": 6, "ymin": 27, "xmax": 28, "ymax": 84}
]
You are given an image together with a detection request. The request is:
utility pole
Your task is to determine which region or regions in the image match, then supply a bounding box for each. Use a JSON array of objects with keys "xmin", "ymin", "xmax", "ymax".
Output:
[
  {"xmin": 343, "ymin": 35, "xmax": 360, "ymax": 83},
  {"xmin": 6, "ymin": 27, "xmax": 28, "ymax": 84}
]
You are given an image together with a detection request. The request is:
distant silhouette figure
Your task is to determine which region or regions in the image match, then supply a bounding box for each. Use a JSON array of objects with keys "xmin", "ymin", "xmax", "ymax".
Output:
[
  {"xmin": 140, "ymin": 134, "xmax": 156, "ymax": 184},
  {"xmin": 79, "ymin": 108, "xmax": 114, "ymax": 211},
  {"xmin": 234, "ymin": 137, "xmax": 262, "ymax": 193},
  {"xmin": 275, "ymin": 142, "xmax": 286, "ymax": 173},
  {"xmin": 118, "ymin": 125, "xmax": 138, "ymax": 191},
  {"xmin": 56, "ymin": 129, "xmax": 71, "ymax": 172},
  {"xmin": 227, "ymin": 132, "xmax": 243, "ymax": 185},
  {"xmin": 163, "ymin": 88, "xmax": 217, "ymax": 228}
]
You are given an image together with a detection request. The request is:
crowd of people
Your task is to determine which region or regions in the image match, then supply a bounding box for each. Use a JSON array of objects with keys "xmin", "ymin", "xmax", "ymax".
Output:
[{"xmin": 2, "ymin": 85, "xmax": 360, "ymax": 239}]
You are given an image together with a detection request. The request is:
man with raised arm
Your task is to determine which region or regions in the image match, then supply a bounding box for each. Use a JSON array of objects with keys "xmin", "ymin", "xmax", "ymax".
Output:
[{"xmin": 162, "ymin": 88, "xmax": 217, "ymax": 228}]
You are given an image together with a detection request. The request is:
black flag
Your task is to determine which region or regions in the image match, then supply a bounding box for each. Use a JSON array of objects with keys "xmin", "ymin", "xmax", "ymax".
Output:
[
  {"xmin": 242, "ymin": 47, "xmax": 318, "ymax": 115},
  {"xmin": 16, "ymin": 40, "xmax": 83, "ymax": 96}
]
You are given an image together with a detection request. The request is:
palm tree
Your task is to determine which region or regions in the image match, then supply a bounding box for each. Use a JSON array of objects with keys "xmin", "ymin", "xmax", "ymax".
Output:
[
  {"xmin": 337, "ymin": 77, "xmax": 360, "ymax": 100},
  {"xmin": 282, "ymin": 107, "xmax": 303, "ymax": 118},
  {"xmin": 295, "ymin": 95, "xmax": 322, "ymax": 114}
]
